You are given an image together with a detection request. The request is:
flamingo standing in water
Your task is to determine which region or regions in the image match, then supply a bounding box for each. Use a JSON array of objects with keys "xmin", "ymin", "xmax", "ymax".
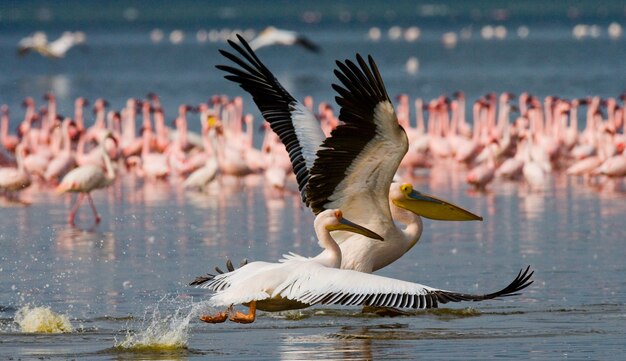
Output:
[
  {"xmin": 44, "ymin": 118, "xmax": 76, "ymax": 183},
  {"xmin": 56, "ymin": 132, "xmax": 117, "ymax": 225},
  {"xmin": 0, "ymin": 143, "xmax": 31, "ymax": 202},
  {"xmin": 1, "ymin": 105, "xmax": 20, "ymax": 153}
]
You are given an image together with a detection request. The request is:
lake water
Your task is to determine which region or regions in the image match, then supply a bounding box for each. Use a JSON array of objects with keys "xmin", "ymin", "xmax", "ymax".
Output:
[{"xmin": 1, "ymin": 1, "xmax": 626, "ymax": 360}]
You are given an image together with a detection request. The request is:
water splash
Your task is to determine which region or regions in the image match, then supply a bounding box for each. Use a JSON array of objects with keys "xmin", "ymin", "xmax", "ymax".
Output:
[
  {"xmin": 14, "ymin": 305, "xmax": 73, "ymax": 333},
  {"xmin": 114, "ymin": 296, "xmax": 208, "ymax": 352}
]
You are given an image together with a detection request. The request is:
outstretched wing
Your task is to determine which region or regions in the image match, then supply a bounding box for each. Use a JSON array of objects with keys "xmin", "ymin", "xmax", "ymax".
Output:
[
  {"xmin": 216, "ymin": 35, "xmax": 325, "ymax": 203},
  {"xmin": 277, "ymin": 266, "xmax": 534, "ymax": 309},
  {"xmin": 217, "ymin": 37, "xmax": 408, "ymax": 218},
  {"xmin": 305, "ymin": 55, "xmax": 408, "ymax": 215}
]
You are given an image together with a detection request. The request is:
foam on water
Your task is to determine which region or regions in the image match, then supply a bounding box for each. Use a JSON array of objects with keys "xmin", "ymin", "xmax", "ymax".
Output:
[
  {"xmin": 14, "ymin": 306, "xmax": 73, "ymax": 333},
  {"xmin": 114, "ymin": 297, "xmax": 208, "ymax": 352}
]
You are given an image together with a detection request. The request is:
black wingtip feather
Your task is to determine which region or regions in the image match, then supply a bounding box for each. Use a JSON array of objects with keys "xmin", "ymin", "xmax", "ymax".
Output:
[{"xmin": 216, "ymin": 35, "xmax": 311, "ymax": 202}]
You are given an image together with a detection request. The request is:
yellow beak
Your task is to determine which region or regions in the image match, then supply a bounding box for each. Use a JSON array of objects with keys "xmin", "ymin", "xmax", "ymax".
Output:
[
  {"xmin": 393, "ymin": 190, "xmax": 483, "ymax": 221},
  {"xmin": 327, "ymin": 217, "xmax": 384, "ymax": 241}
]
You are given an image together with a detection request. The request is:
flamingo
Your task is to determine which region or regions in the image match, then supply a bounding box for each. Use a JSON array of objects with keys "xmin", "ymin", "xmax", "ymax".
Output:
[
  {"xmin": 139, "ymin": 125, "xmax": 170, "ymax": 180},
  {"xmin": 191, "ymin": 209, "xmax": 533, "ymax": 323},
  {"xmin": 56, "ymin": 132, "xmax": 117, "ymax": 225},
  {"xmin": 44, "ymin": 118, "xmax": 76, "ymax": 183},
  {"xmin": 0, "ymin": 143, "xmax": 31, "ymax": 201},
  {"xmin": 183, "ymin": 127, "xmax": 219, "ymax": 191},
  {"xmin": 1, "ymin": 105, "xmax": 20, "ymax": 153},
  {"xmin": 466, "ymin": 139, "xmax": 498, "ymax": 190}
]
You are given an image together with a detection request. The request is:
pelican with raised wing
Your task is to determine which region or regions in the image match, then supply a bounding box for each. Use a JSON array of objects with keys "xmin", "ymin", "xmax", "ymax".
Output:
[
  {"xmin": 191, "ymin": 209, "xmax": 533, "ymax": 324},
  {"xmin": 216, "ymin": 35, "xmax": 482, "ymax": 273}
]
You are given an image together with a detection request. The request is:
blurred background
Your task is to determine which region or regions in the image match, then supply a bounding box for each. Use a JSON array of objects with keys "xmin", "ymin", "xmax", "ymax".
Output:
[{"xmin": 1, "ymin": 0, "xmax": 625, "ymax": 134}]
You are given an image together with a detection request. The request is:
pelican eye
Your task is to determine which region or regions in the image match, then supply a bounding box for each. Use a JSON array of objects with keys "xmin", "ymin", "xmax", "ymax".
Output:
[
  {"xmin": 400, "ymin": 184, "xmax": 412, "ymax": 193},
  {"xmin": 334, "ymin": 210, "xmax": 343, "ymax": 219}
]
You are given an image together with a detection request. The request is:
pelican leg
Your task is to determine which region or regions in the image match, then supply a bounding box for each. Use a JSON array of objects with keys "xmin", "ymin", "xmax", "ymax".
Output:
[
  {"xmin": 86, "ymin": 193, "xmax": 101, "ymax": 223},
  {"xmin": 229, "ymin": 301, "xmax": 256, "ymax": 324},
  {"xmin": 199, "ymin": 312, "xmax": 229, "ymax": 323},
  {"xmin": 199, "ymin": 306, "xmax": 231, "ymax": 324},
  {"xmin": 68, "ymin": 193, "xmax": 85, "ymax": 225}
]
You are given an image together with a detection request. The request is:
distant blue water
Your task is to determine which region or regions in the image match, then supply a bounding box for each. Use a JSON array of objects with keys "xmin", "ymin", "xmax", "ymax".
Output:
[{"xmin": 1, "ymin": 0, "xmax": 625, "ymax": 137}]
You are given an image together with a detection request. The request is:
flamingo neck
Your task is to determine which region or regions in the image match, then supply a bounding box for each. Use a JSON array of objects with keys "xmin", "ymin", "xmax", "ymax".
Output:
[
  {"xmin": 62, "ymin": 121, "xmax": 71, "ymax": 153},
  {"xmin": 75, "ymin": 105, "xmax": 84, "ymax": 130},
  {"xmin": 415, "ymin": 99, "xmax": 425, "ymax": 134},
  {"xmin": 16, "ymin": 147, "xmax": 26, "ymax": 172},
  {"xmin": 1, "ymin": 115, "xmax": 8, "ymax": 140},
  {"xmin": 95, "ymin": 109, "xmax": 105, "ymax": 128},
  {"xmin": 101, "ymin": 141, "xmax": 115, "ymax": 181},
  {"xmin": 208, "ymin": 130, "xmax": 223, "ymax": 165}
]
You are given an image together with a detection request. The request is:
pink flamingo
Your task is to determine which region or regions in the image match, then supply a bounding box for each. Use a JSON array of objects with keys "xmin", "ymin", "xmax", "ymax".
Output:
[
  {"xmin": 139, "ymin": 125, "xmax": 170, "ymax": 180},
  {"xmin": 179, "ymin": 103, "xmax": 215, "ymax": 175},
  {"xmin": 242, "ymin": 114, "xmax": 267, "ymax": 172},
  {"xmin": 520, "ymin": 133, "xmax": 547, "ymax": 191},
  {"xmin": 218, "ymin": 124, "xmax": 253, "ymax": 176},
  {"xmin": 153, "ymin": 107, "xmax": 170, "ymax": 152},
  {"xmin": 73, "ymin": 97, "xmax": 88, "ymax": 135},
  {"xmin": 1, "ymin": 105, "xmax": 20, "ymax": 153},
  {"xmin": 400, "ymin": 97, "xmax": 431, "ymax": 169},
  {"xmin": 183, "ymin": 126, "xmax": 219, "ymax": 190},
  {"xmin": 76, "ymin": 114, "xmax": 119, "ymax": 168},
  {"xmin": 455, "ymin": 100, "xmax": 485, "ymax": 164},
  {"xmin": 466, "ymin": 142, "xmax": 497, "ymax": 190},
  {"xmin": 44, "ymin": 118, "xmax": 76, "ymax": 183},
  {"xmin": 121, "ymin": 99, "xmax": 143, "ymax": 158},
  {"xmin": 85, "ymin": 98, "xmax": 109, "ymax": 144},
  {"xmin": 56, "ymin": 132, "xmax": 117, "ymax": 225},
  {"xmin": 0, "ymin": 143, "xmax": 31, "ymax": 201}
]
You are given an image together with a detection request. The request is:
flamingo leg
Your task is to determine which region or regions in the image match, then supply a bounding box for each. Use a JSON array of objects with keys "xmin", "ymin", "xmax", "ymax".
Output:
[
  {"xmin": 68, "ymin": 193, "xmax": 85, "ymax": 225},
  {"xmin": 229, "ymin": 301, "xmax": 256, "ymax": 324},
  {"xmin": 86, "ymin": 193, "xmax": 101, "ymax": 223},
  {"xmin": 199, "ymin": 305, "xmax": 232, "ymax": 324}
]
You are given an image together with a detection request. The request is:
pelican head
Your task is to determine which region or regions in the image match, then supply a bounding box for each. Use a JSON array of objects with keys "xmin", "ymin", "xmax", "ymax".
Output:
[
  {"xmin": 391, "ymin": 183, "xmax": 483, "ymax": 221},
  {"xmin": 323, "ymin": 210, "xmax": 384, "ymax": 241}
]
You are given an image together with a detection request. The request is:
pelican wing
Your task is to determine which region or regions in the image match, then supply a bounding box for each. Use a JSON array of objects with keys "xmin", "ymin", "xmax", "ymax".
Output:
[
  {"xmin": 306, "ymin": 55, "xmax": 408, "ymax": 214},
  {"xmin": 217, "ymin": 35, "xmax": 326, "ymax": 202},
  {"xmin": 277, "ymin": 266, "xmax": 533, "ymax": 309}
]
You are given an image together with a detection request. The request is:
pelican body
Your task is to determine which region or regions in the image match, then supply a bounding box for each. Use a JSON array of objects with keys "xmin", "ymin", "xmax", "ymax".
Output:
[
  {"xmin": 191, "ymin": 209, "xmax": 533, "ymax": 324},
  {"xmin": 192, "ymin": 209, "xmax": 384, "ymax": 323},
  {"xmin": 217, "ymin": 35, "xmax": 482, "ymax": 273}
]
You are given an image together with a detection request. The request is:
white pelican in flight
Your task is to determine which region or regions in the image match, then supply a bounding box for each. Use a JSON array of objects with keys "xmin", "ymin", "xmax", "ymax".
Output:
[
  {"xmin": 248, "ymin": 26, "xmax": 320, "ymax": 53},
  {"xmin": 216, "ymin": 35, "xmax": 483, "ymax": 273},
  {"xmin": 18, "ymin": 31, "xmax": 86, "ymax": 58},
  {"xmin": 190, "ymin": 209, "xmax": 534, "ymax": 323}
]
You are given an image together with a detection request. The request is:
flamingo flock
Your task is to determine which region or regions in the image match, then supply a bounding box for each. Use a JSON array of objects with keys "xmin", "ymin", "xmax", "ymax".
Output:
[{"xmin": 1, "ymin": 91, "xmax": 626, "ymax": 223}]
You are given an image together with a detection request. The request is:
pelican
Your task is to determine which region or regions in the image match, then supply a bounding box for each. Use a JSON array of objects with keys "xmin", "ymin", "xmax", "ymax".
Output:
[
  {"xmin": 191, "ymin": 209, "xmax": 533, "ymax": 324},
  {"xmin": 248, "ymin": 26, "xmax": 320, "ymax": 53},
  {"xmin": 18, "ymin": 31, "xmax": 86, "ymax": 58},
  {"xmin": 216, "ymin": 35, "xmax": 482, "ymax": 273}
]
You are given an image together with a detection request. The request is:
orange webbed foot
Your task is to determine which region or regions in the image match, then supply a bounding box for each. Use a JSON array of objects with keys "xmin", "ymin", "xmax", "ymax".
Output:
[{"xmin": 199, "ymin": 311, "xmax": 228, "ymax": 323}]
